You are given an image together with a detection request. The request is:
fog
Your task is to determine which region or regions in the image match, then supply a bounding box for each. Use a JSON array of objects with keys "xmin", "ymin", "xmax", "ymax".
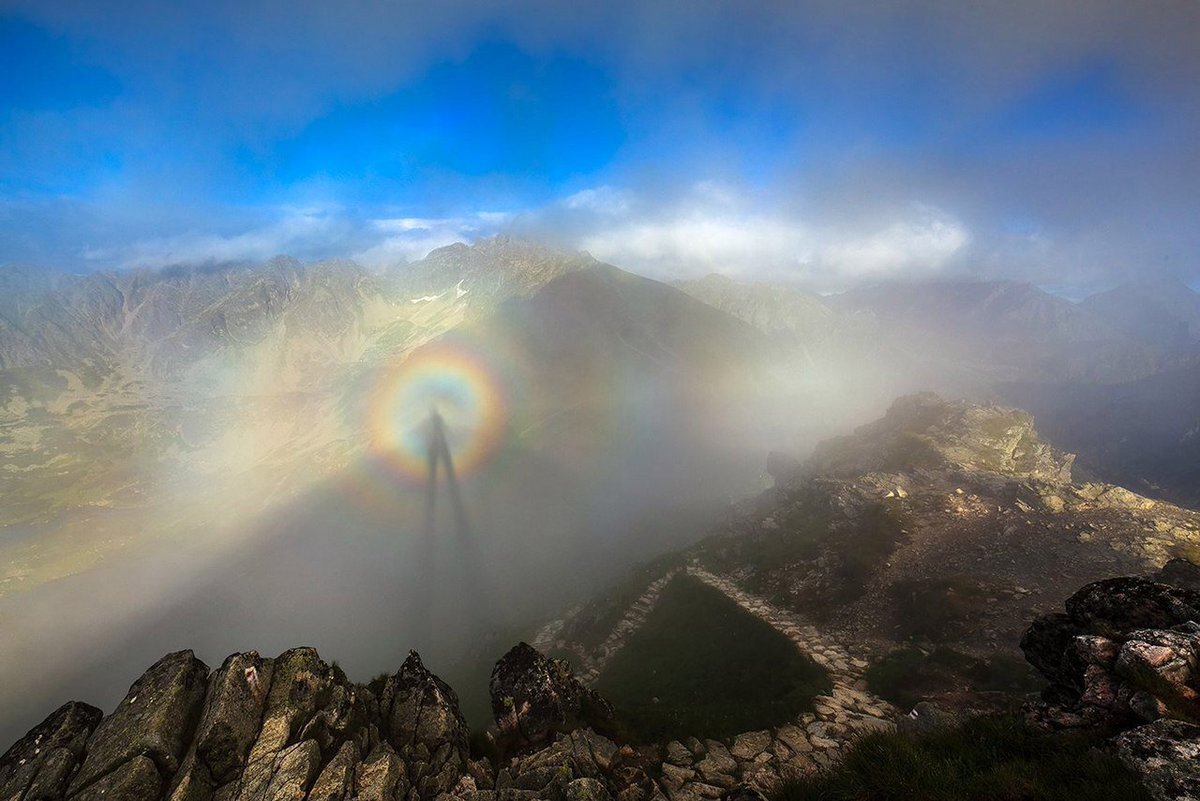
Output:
[
  {"xmin": 3, "ymin": 0, "xmax": 1200, "ymax": 755},
  {"xmin": 0, "ymin": 296, "xmax": 910, "ymax": 744}
]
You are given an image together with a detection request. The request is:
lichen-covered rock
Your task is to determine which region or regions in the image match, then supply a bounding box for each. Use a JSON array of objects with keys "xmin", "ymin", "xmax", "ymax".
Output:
[
  {"xmin": 307, "ymin": 741, "xmax": 360, "ymax": 801},
  {"xmin": 68, "ymin": 650, "xmax": 210, "ymax": 801},
  {"xmin": 236, "ymin": 648, "xmax": 368, "ymax": 801},
  {"xmin": 565, "ymin": 778, "xmax": 611, "ymax": 801},
  {"xmin": 379, "ymin": 652, "xmax": 468, "ymax": 800},
  {"xmin": 71, "ymin": 756, "xmax": 163, "ymax": 801},
  {"xmin": 490, "ymin": 644, "xmax": 614, "ymax": 749},
  {"xmin": 0, "ymin": 702, "xmax": 102, "ymax": 801},
  {"xmin": 166, "ymin": 652, "xmax": 274, "ymax": 801},
  {"xmin": 354, "ymin": 744, "xmax": 407, "ymax": 801},
  {"xmin": 1115, "ymin": 630, "xmax": 1200, "ymax": 723},
  {"xmin": 1064, "ymin": 578, "xmax": 1200, "ymax": 637},
  {"xmin": 1114, "ymin": 719, "xmax": 1200, "ymax": 801}
]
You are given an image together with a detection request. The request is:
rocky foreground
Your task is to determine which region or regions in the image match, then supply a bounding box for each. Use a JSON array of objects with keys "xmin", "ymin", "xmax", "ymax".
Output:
[{"xmin": 2, "ymin": 635, "xmax": 841, "ymax": 801}]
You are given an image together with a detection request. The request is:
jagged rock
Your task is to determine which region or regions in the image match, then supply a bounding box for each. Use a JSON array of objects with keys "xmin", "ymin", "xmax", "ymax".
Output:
[
  {"xmin": 167, "ymin": 652, "xmax": 274, "ymax": 801},
  {"xmin": 664, "ymin": 742, "xmax": 692, "ymax": 767},
  {"xmin": 236, "ymin": 648, "xmax": 367, "ymax": 801},
  {"xmin": 1114, "ymin": 719, "xmax": 1200, "ymax": 801},
  {"xmin": 67, "ymin": 650, "xmax": 209, "ymax": 801},
  {"xmin": 0, "ymin": 702, "xmax": 103, "ymax": 801},
  {"xmin": 490, "ymin": 644, "xmax": 614, "ymax": 749},
  {"xmin": 693, "ymin": 742, "xmax": 735, "ymax": 782},
  {"xmin": 354, "ymin": 744, "xmax": 407, "ymax": 801},
  {"xmin": 261, "ymin": 740, "xmax": 321, "ymax": 801},
  {"xmin": 658, "ymin": 764, "xmax": 694, "ymax": 790},
  {"xmin": 380, "ymin": 652, "xmax": 468, "ymax": 799},
  {"xmin": 307, "ymin": 741, "xmax": 360, "ymax": 801}
]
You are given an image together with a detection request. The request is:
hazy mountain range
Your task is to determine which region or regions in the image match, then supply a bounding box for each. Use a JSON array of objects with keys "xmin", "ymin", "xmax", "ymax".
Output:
[{"xmin": 2, "ymin": 237, "xmax": 1199, "ymax": 745}]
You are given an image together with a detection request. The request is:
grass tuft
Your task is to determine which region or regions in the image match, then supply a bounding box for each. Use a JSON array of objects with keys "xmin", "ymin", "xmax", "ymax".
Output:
[{"xmin": 772, "ymin": 715, "xmax": 1150, "ymax": 801}]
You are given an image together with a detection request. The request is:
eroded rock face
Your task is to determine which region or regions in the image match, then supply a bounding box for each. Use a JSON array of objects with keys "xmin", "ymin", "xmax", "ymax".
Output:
[{"xmin": 489, "ymin": 644, "xmax": 615, "ymax": 749}]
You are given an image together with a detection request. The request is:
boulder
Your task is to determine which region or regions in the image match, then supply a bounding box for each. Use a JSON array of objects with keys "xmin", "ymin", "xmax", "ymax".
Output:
[
  {"xmin": 67, "ymin": 650, "xmax": 209, "ymax": 801},
  {"xmin": 1064, "ymin": 578, "xmax": 1200, "ymax": 637},
  {"xmin": 0, "ymin": 702, "xmax": 103, "ymax": 801},
  {"xmin": 490, "ymin": 644, "xmax": 615, "ymax": 749}
]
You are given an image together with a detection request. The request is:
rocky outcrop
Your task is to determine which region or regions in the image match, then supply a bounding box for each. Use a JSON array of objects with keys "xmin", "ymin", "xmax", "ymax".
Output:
[
  {"xmin": 378, "ymin": 652, "xmax": 469, "ymax": 799},
  {"xmin": 1021, "ymin": 577, "xmax": 1200, "ymax": 715},
  {"xmin": 8, "ymin": 643, "xmax": 776, "ymax": 801},
  {"xmin": 1023, "ymin": 576, "xmax": 1200, "ymax": 800},
  {"xmin": 489, "ymin": 645, "xmax": 615, "ymax": 750},
  {"xmin": 807, "ymin": 393, "xmax": 1075, "ymax": 484},
  {"xmin": 69, "ymin": 651, "xmax": 210, "ymax": 801}
]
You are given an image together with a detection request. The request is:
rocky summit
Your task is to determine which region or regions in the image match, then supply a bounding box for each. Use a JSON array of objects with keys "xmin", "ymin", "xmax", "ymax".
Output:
[{"xmin": 1, "ymin": 643, "xmax": 665, "ymax": 801}]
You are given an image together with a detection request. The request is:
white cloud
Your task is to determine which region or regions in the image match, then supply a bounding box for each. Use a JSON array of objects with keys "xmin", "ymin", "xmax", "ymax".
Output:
[
  {"xmin": 818, "ymin": 208, "xmax": 970, "ymax": 280},
  {"xmin": 568, "ymin": 185, "xmax": 969, "ymax": 286},
  {"xmin": 351, "ymin": 212, "xmax": 513, "ymax": 269},
  {"xmin": 563, "ymin": 186, "xmax": 631, "ymax": 216}
]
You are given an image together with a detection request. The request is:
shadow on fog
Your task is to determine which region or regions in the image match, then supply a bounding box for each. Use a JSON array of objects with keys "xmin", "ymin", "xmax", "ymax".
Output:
[{"xmin": 0, "ymin": 399, "xmax": 754, "ymax": 745}]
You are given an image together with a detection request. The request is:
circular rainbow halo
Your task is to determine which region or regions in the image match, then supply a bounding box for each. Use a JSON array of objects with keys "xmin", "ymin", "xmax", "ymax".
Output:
[{"xmin": 367, "ymin": 343, "xmax": 508, "ymax": 480}]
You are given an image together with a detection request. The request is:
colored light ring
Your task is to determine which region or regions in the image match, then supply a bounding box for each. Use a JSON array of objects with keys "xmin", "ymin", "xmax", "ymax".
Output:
[{"xmin": 366, "ymin": 343, "xmax": 508, "ymax": 480}]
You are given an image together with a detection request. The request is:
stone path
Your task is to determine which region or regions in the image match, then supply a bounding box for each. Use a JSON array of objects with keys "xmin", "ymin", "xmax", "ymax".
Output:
[
  {"xmin": 533, "ymin": 569, "xmax": 681, "ymax": 683},
  {"xmin": 534, "ymin": 561, "xmax": 900, "ymax": 792}
]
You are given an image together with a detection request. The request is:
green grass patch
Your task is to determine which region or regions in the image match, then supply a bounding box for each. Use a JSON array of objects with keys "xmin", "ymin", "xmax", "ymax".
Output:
[
  {"xmin": 773, "ymin": 715, "xmax": 1150, "ymax": 801},
  {"xmin": 595, "ymin": 574, "xmax": 831, "ymax": 743},
  {"xmin": 865, "ymin": 647, "xmax": 1042, "ymax": 710}
]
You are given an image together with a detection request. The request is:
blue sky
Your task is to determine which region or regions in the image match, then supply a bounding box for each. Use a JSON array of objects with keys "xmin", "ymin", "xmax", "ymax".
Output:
[{"xmin": 1, "ymin": 1, "xmax": 1197, "ymax": 289}]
